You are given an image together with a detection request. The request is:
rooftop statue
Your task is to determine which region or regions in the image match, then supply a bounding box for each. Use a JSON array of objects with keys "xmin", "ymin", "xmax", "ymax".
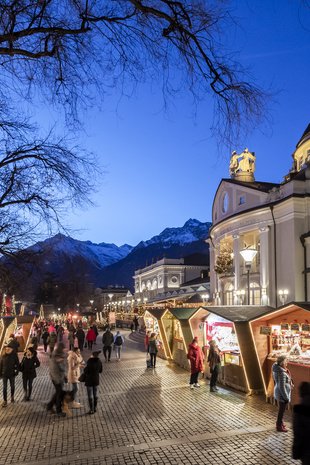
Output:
[{"xmin": 229, "ymin": 148, "xmax": 256, "ymax": 181}]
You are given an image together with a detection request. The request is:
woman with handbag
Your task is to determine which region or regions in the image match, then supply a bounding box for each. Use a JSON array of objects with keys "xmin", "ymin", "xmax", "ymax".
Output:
[{"xmin": 67, "ymin": 347, "xmax": 84, "ymax": 408}]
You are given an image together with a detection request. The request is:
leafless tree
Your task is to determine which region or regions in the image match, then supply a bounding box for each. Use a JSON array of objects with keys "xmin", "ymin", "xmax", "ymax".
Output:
[
  {"xmin": 0, "ymin": 111, "xmax": 97, "ymax": 257},
  {"xmin": 0, "ymin": 0, "xmax": 267, "ymax": 143}
]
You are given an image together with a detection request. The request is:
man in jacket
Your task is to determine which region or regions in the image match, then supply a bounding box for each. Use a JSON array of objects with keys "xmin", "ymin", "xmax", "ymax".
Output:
[
  {"xmin": 102, "ymin": 328, "xmax": 114, "ymax": 362},
  {"xmin": 47, "ymin": 342, "xmax": 67, "ymax": 416},
  {"xmin": 293, "ymin": 381, "xmax": 310, "ymax": 464},
  {"xmin": 0, "ymin": 342, "xmax": 20, "ymax": 407}
]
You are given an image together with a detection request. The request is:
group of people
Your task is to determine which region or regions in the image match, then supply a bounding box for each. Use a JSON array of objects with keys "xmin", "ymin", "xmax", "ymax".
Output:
[{"xmin": 187, "ymin": 336, "xmax": 310, "ymax": 464}]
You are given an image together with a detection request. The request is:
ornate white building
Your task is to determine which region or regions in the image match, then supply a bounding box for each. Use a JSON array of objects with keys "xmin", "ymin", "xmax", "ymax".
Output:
[
  {"xmin": 134, "ymin": 258, "xmax": 208, "ymax": 304},
  {"xmin": 208, "ymin": 124, "xmax": 310, "ymax": 307}
]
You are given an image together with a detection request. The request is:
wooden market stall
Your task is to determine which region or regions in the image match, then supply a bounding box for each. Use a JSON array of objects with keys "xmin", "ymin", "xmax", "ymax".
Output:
[
  {"xmin": 202, "ymin": 306, "xmax": 273, "ymax": 393},
  {"xmin": 163, "ymin": 308, "xmax": 198, "ymax": 369},
  {"xmin": 0, "ymin": 316, "xmax": 16, "ymax": 353},
  {"xmin": 250, "ymin": 302, "xmax": 310, "ymax": 405},
  {"xmin": 15, "ymin": 315, "xmax": 35, "ymax": 352},
  {"xmin": 144, "ymin": 308, "xmax": 170, "ymax": 360}
]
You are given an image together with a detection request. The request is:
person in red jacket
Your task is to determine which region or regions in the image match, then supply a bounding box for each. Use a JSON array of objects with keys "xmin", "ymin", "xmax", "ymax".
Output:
[
  {"xmin": 187, "ymin": 336, "xmax": 204, "ymax": 389},
  {"xmin": 86, "ymin": 327, "xmax": 96, "ymax": 350}
]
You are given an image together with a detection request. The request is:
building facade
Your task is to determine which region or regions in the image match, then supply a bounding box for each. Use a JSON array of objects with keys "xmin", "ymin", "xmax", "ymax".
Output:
[
  {"xmin": 208, "ymin": 124, "xmax": 310, "ymax": 308},
  {"xmin": 134, "ymin": 258, "xmax": 208, "ymax": 304}
]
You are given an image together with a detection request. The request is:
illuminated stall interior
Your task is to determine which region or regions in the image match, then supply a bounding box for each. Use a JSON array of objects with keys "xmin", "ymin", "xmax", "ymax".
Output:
[
  {"xmin": 250, "ymin": 303, "xmax": 310, "ymax": 405},
  {"xmin": 14, "ymin": 316, "xmax": 35, "ymax": 352},
  {"xmin": 204, "ymin": 306, "xmax": 272, "ymax": 393},
  {"xmin": 0, "ymin": 317, "xmax": 16, "ymax": 352},
  {"xmin": 143, "ymin": 308, "xmax": 170, "ymax": 360},
  {"xmin": 188, "ymin": 307, "xmax": 209, "ymax": 348},
  {"xmin": 162, "ymin": 308, "xmax": 197, "ymax": 369}
]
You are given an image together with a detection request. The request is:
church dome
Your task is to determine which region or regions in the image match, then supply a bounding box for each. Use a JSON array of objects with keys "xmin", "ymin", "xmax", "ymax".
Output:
[{"xmin": 293, "ymin": 123, "xmax": 310, "ymax": 172}]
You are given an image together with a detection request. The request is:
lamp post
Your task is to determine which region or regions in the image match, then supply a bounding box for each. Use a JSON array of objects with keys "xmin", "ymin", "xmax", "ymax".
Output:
[
  {"xmin": 278, "ymin": 289, "xmax": 289, "ymax": 305},
  {"xmin": 240, "ymin": 247, "xmax": 257, "ymax": 305}
]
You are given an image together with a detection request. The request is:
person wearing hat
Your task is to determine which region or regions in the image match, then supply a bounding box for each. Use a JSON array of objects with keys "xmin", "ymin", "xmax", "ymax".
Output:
[
  {"xmin": 187, "ymin": 337, "xmax": 204, "ymax": 389},
  {"xmin": 82, "ymin": 351, "xmax": 102, "ymax": 414},
  {"xmin": 19, "ymin": 347, "xmax": 40, "ymax": 401},
  {"xmin": 0, "ymin": 342, "xmax": 20, "ymax": 407},
  {"xmin": 272, "ymin": 354, "xmax": 293, "ymax": 432}
]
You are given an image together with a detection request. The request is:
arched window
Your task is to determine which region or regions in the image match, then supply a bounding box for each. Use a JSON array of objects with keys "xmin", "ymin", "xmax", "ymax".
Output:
[{"xmin": 250, "ymin": 282, "xmax": 261, "ymax": 305}]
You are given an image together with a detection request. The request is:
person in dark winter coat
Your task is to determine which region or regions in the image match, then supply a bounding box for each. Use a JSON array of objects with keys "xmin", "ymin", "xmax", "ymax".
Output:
[
  {"xmin": 42, "ymin": 329, "xmax": 49, "ymax": 352},
  {"xmin": 7, "ymin": 334, "xmax": 20, "ymax": 353},
  {"xmin": 148, "ymin": 333, "xmax": 159, "ymax": 368},
  {"xmin": 293, "ymin": 381, "xmax": 310, "ymax": 464},
  {"xmin": 102, "ymin": 328, "xmax": 114, "ymax": 362},
  {"xmin": 187, "ymin": 337, "xmax": 204, "ymax": 389},
  {"xmin": 207, "ymin": 340, "xmax": 221, "ymax": 392},
  {"xmin": 83, "ymin": 351, "xmax": 102, "ymax": 414},
  {"xmin": 48, "ymin": 332, "xmax": 57, "ymax": 354},
  {"xmin": 272, "ymin": 354, "xmax": 292, "ymax": 432},
  {"xmin": 19, "ymin": 347, "xmax": 40, "ymax": 401},
  {"xmin": 76, "ymin": 327, "xmax": 86, "ymax": 351},
  {"xmin": 0, "ymin": 342, "xmax": 20, "ymax": 407}
]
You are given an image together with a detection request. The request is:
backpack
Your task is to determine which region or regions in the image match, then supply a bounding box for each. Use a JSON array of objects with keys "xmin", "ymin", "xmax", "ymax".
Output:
[{"xmin": 114, "ymin": 335, "xmax": 122, "ymax": 346}]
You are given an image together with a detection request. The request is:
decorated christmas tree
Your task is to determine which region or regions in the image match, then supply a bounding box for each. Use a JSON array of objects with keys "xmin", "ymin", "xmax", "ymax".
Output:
[{"xmin": 214, "ymin": 244, "xmax": 233, "ymax": 275}]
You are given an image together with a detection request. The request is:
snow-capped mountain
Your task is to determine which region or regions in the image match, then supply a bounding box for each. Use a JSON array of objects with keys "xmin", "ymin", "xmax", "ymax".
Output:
[
  {"xmin": 136, "ymin": 219, "xmax": 211, "ymax": 249},
  {"xmin": 31, "ymin": 233, "xmax": 133, "ymax": 268}
]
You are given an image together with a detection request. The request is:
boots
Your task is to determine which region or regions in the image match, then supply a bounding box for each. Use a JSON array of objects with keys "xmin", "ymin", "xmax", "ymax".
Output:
[
  {"xmin": 276, "ymin": 423, "xmax": 288, "ymax": 432},
  {"xmin": 88, "ymin": 398, "xmax": 94, "ymax": 414},
  {"xmin": 94, "ymin": 397, "xmax": 98, "ymax": 413}
]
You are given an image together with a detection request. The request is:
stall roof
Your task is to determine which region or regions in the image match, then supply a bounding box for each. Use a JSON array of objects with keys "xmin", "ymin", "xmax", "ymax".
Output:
[
  {"xmin": 202, "ymin": 305, "xmax": 275, "ymax": 322},
  {"xmin": 145, "ymin": 308, "xmax": 167, "ymax": 320},
  {"xmin": 169, "ymin": 308, "xmax": 198, "ymax": 320},
  {"xmin": 250, "ymin": 302, "xmax": 310, "ymax": 322}
]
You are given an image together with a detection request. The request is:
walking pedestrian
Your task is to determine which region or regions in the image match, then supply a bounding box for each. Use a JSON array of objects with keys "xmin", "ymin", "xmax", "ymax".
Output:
[
  {"xmin": 86, "ymin": 327, "xmax": 96, "ymax": 350},
  {"xmin": 113, "ymin": 331, "xmax": 124, "ymax": 361},
  {"xmin": 92, "ymin": 324, "xmax": 99, "ymax": 345},
  {"xmin": 47, "ymin": 342, "xmax": 67, "ymax": 416},
  {"xmin": 133, "ymin": 315, "xmax": 139, "ymax": 332},
  {"xmin": 102, "ymin": 328, "xmax": 114, "ymax": 362},
  {"xmin": 144, "ymin": 331, "xmax": 151, "ymax": 352},
  {"xmin": 68, "ymin": 330, "xmax": 75, "ymax": 351},
  {"xmin": 7, "ymin": 333, "xmax": 20, "ymax": 353},
  {"xmin": 48, "ymin": 331, "xmax": 57, "ymax": 354},
  {"xmin": 148, "ymin": 333, "xmax": 159, "ymax": 368},
  {"xmin": 187, "ymin": 337, "xmax": 204, "ymax": 389},
  {"xmin": 76, "ymin": 327, "xmax": 86, "ymax": 351},
  {"xmin": 42, "ymin": 328, "xmax": 49, "ymax": 352},
  {"xmin": 83, "ymin": 351, "xmax": 102, "ymax": 414},
  {"xmin": 292, "ymin": 381, "xmax": 310, "ymax": 464},
  {"xmin": 0, "ymin": 342, "xmax": 20, "ymax": 407},
  {"xmin": 272, "ymin": 354, "xmax": 292, "ymax": 432},
  {"xmin": 207, "ymin": 340, "xmax": 221, "ymax": 392},
  {"xmin": 67, "ymin": 347, "xmax": 84, "ymax": 408},
  {"xmin": 19, "ymin": 347, "xmax": 40, "ymax": 401}
]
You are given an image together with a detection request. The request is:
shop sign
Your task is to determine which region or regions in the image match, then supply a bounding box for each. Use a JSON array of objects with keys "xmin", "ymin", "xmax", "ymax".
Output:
[
  {"xmin": 290, "ymin": 323, "xmax": 300, "ymax": 331},
  {"xmin": 302, "ymin": 323, "xmax": 310, "ymax": 331},
  {"xmin": 280, "ymin": 323, "xmax": 289, "ymax": 330},
  {"xmin": 260, "ymin": 326, "xmax": 271, "ymax": 335}
]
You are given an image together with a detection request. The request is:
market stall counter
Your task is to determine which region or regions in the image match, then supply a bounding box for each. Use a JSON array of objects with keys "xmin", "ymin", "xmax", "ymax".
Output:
[
  {"xmin": 250, "ymin": 302, "xmax": 310, "ymax": 405},
  {"xmin": 144, "ymin": 308, "xmax": 170, "ymax": 360},
  {"xmin": 202, "ymin": 306, "xmax": 273, "ymax": 393}
]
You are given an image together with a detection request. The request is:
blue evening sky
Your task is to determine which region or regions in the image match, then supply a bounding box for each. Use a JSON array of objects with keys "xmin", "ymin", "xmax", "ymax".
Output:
[{"xmin": 44, "ymin": 0, "xmax": 310, "ymax": 246}]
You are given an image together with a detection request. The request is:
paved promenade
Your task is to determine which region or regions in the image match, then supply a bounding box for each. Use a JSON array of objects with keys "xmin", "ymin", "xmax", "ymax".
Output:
[{"xmin": 0, "ymin": 330, "xmax": 299, "ymax": 465}]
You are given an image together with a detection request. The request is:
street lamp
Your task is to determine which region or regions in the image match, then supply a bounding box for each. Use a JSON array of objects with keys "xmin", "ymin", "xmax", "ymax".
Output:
[
  {"xmin": 240, "ymin": 247, "xmax": 257, "ymax": 305},
  {"xmin": 278, "ymin": 289, "xmax": 289, "ymax": 305}
]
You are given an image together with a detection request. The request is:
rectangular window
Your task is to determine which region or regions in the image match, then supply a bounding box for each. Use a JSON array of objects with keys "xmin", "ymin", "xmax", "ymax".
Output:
[{"xmin": 239, "ymin": 195, "xmax": 246, "ymax": 205}]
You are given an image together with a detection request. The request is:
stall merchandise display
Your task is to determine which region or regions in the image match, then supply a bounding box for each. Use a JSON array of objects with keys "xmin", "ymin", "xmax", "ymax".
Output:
[
  {"xmin": 268, "ymin": 324, "xmax": 310, "ymax": 365},
  {"xmin": 207, "ymin": 316, "xmax": 241, "ymax": 366}
]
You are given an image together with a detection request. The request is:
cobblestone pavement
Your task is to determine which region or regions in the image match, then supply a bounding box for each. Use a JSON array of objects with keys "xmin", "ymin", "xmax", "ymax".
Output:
[{"xmin": 0, "ymin": 330, "xmax": 300, "ymax": 465}]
